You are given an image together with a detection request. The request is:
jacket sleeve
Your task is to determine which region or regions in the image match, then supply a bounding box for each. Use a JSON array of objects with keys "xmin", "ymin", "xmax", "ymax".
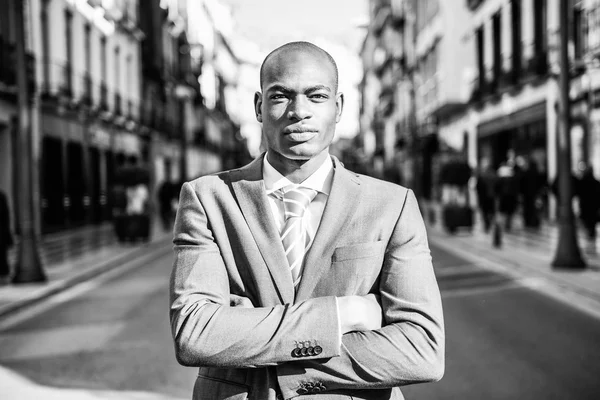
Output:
[
  {"xmin": 276, "ymin": 190, "xmax": 445, "ymax": 397},
  {"xmin": 169, "ymin": 182, "xmax": 342, "ymax": 368}
]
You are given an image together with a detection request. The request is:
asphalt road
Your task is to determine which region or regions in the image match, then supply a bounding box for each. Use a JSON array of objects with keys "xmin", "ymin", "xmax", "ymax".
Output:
[{"xmin": 1, "ymin": 244, "xmax": 600, "ymax": 399}]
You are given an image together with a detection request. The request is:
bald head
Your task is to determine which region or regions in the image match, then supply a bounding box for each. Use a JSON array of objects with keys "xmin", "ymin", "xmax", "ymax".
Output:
[{"xmin": 259, "ymin": 41, "xmax": 339, "ymax": 92}]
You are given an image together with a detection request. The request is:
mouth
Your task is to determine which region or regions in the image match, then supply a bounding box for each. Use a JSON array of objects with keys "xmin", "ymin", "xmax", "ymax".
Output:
[{"xmin": 283, "ymin": 126, "xmax": 318, "ymax": 142}]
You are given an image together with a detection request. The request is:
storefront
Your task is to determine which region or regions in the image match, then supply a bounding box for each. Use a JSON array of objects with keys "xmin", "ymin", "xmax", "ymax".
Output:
[
  {"xmin": 477, "ymin": 101, "xmax": 548, "ymax": 176},
  {"xmin": 40, "ymin": 111, "xmax": 87, "ymax": 232},
  {"xmin": 40, "ymin": 108, "xmax": 147, "ymax": 233}
]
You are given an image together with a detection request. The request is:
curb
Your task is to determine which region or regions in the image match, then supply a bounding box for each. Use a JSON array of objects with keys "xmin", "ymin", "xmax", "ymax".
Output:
[
  {"xmin": 427, "ymin": 226, "xmax": 600, "ymax": 319},
  {"xmin": 0, "ymin": 237, "xmax": 173, "ymax": 320}
]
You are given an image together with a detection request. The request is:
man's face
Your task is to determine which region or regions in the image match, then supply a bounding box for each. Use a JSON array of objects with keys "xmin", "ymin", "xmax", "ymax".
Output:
[{"xmin": 254, "ymin": 49, "xmax": 343, "ymax": 161}]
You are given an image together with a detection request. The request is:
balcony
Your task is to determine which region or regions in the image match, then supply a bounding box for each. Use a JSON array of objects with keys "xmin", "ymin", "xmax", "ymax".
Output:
[
  {"xmin": 114, "ymin": 91, "xmax": 122, "ymax": 116},
  {"xmin": 81, "ymin": 73, "xmax": 92, "ymax": 106},
  {"xmin": 524, "ymin": 51, "xmax": 549, "ymax": 78},
  {"xmin": 60, "ymin": 62, "xmax": 73, "ymax": 97},
  {"xmin": 100, "ymin": 81, "xmax": 108, "ymax": 111},
  {"xmin": 0, "ymin": 38, "xmax": 35, "ymax": 97}
]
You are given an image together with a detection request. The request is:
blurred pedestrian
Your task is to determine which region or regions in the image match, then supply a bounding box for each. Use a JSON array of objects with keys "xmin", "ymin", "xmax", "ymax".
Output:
[
  {"xmin": 475, "ymin": 158, "xmax": 497, "ymax": 232},
  {"xmin": 519, "ymin": 157, "xmax": 544, "ymax": 229},
  {"xmin": 495, "ymin": 161, "xmax": 519, "ymax": 232},
  {"xmin": 0, "ymin": 190, "xmax": 13, "ymax": 283},
  {"xmin": 169, "ymin": 41, "xmax": 444, "ymax": 400},
  {"xmin": 576, "ymin": 166, "xmax": 600, "ymax": 241},
  {"xmin": 157, "ymin": 179, "xmax": 175, "ymax": 231}
]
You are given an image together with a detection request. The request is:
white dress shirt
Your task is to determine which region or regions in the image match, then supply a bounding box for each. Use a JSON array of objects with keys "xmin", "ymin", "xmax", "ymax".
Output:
[{"xmin": 263, "ymin": 152, "xmax": 334, "ymax": 245}]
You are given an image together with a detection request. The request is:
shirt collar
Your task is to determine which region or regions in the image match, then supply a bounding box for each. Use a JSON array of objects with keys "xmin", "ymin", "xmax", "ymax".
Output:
[{"xmin": 263, "ymin": 152, "xmax": 334, "ymax": 196}]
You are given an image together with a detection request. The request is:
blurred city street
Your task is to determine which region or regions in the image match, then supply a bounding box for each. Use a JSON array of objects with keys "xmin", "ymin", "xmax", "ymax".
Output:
[
  {"xmin": 1, "ymin": 219, "xmax": 599, "ymax": 399},
  {"xmin": 2, "ymin": 0, "xmax": 600, "ymax": 398}
]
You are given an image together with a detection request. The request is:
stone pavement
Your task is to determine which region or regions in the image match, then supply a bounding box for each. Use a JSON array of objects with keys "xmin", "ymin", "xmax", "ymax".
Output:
[
  {"xmin": 426, "ymin": 210, "xmax": 600, "ymax": 319},
  {"xmin": 0, "ymin": 220, "xmax": 173, "ymax": 319}
]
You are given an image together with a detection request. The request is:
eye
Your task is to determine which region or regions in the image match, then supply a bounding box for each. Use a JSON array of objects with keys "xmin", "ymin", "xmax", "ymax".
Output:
[
  {"xmin": 310, "ymin": 93, "xmax": 329, "ymax": 101},
  {"xmin": 270, "ymin": 94, "xmax": 287, "ymax": 100}
]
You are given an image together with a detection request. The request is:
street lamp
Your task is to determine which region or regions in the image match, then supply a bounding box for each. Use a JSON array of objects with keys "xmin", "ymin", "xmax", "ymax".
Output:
[
  {"xmin": 551, "ymin": 0, "xmax": 586, "ymax": 269},
  {"xmin": 10, "ymin": 0, "xmax": 46, "ymax": 283},
  {"xmin": 173, "ymin": 84, "xmax": 195, "ymax": 183}
]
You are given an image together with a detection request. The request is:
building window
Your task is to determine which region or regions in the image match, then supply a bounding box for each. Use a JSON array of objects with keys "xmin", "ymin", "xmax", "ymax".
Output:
[
  {"xmin": 532, "ymin": 0, "xmax": 548, "ymax": 74},
  {"xmin": 84, "ymin": 24, "xmax": 91, "ymax": 102},
  {"xmin": 41, "ymin": 0, "xmax": 50, "ymax": 92},
  {"xmin": 573, "ymin": 5, "xmax": 585, "ymax": 61},
  {"xmin": 100, "ymin": 36, "xmax": 107, "ymax": 110},
  {"xmin": 511, "ymin": 0, "xmax": 522, "ymax": 81},
  {"xmin": 492, "ymin": 11, "xmax": 502, "ymax": 90},
  {"xmin": 64, "ymin": 9, "xmax": 73, "ymax": 95},
  {"xmin": 476, "ymin": 26, "xmax": 485, "ymax": 90},
  {"xmin": 533, "ymin": 0, "xmax": 547, "ymax": 52},
  {"xmin": 114, "ymin": 46, "xmax": 121, "ymax": 115}
]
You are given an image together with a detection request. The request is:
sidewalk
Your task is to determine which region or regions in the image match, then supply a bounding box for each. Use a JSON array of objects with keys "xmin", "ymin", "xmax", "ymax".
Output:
[
  {"xmin": 0, "ymin": 220, "xmax": 173, "ymax": 320},
  {"xmin": 426, "ymin": 208, "xmax": 600, "ymax": 318}
]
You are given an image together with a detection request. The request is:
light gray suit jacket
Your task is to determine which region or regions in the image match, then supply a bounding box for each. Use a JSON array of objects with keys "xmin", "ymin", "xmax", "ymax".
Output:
[{"xmin": 170, "ymin": 155, "xmax": 444, "ymax": 400}]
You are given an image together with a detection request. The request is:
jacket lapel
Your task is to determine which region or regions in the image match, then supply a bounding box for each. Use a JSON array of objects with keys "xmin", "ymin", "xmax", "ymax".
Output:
[
  {"xmin": 295, "ymin": 156, "xmax": 362, "ymax": 302},
  {"xmin": 229, "ymin": 156, "xmax": 295, "ymax": 305}
]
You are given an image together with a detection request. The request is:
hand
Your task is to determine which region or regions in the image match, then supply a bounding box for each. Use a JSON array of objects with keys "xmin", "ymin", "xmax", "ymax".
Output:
[
  {"xmin": 229, "ymin": 294, "xmax": 254, "ymax": 308},
  {"xmin": 337, "ymin": 294, "xmax": 383, "ymax": 334}
]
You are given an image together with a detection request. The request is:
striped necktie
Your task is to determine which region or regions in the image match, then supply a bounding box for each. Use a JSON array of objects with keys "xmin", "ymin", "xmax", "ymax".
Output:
[{"xmin": 279, "ymin": 185, "xmax": 318, "ymax": 289}]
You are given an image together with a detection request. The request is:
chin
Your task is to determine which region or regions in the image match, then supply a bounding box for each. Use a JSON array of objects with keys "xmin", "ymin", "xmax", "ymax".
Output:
[{"xmin": 283, "ymin": 146, "xmax": 324, "ymax": 161}]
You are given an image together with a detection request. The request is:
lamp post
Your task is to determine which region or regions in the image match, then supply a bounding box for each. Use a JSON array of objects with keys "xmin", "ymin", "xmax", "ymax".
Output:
[
  {"xmin": 551, "ymin": 0, "xmax": 586, "ymax": 269},
  {"xmin": 11, "ymin": 0, "xmax": 46, "ymax": 283},
  {"xmin": 174, "ymin": 84, "xmax": 195, "ymax": 183}
]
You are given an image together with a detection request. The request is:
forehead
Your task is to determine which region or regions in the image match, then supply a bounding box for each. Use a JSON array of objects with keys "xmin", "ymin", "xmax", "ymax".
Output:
[{"xmin": 262, "ymin": 49, "xmax": 336, "ymax": 90}]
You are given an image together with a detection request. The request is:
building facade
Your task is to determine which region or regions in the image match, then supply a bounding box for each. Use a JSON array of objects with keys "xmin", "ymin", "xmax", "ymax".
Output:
[
  {"xmin": 1, "ymin": 0, "xmax": 252, "ymax": 237},
  {"xmin": 360, "ymin": 0, "xmax": 599, "ymax": 220}
]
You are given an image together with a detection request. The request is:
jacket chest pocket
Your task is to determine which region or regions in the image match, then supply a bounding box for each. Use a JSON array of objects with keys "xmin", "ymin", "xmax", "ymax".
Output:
[{"xmin": 323, "ymin": 241, "xmax": 386, "ymax": 295}]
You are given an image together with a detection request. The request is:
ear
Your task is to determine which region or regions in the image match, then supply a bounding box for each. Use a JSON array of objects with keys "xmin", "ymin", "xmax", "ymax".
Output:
[
  {"xmin": 254, "ymin": 91, "xmax": 263, "ymax": 122},
  {"xmin": 335, "ymin": 92, "xmax": 344, "ymax": 123}
]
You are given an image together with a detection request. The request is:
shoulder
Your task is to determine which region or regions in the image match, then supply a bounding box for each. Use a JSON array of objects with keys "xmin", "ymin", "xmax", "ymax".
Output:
[
  {"xmin": 185, "ymin": 170, "xmax": 233, "ymax": 195},
  {"xmin": 348, "ymin": 169, "xmax": 410, "ymax": 204}
]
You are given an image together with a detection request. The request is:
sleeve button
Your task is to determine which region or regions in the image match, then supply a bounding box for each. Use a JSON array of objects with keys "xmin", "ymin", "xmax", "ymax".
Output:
[{"xmin": 313, "ymin": 345, "xmax": 323, "ymax": 355}]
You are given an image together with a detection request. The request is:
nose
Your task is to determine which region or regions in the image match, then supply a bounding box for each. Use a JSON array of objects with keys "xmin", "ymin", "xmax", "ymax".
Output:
[{"xmin": 287, "ymin": 96, "xmax": 313, "ymax": 121}]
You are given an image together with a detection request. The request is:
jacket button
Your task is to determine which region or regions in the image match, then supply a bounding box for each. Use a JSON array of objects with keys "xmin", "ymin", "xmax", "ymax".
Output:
[
  {"xmin": 313, "ymin": 345, "xmax": 322, "ymax": 355},
  {"xmin": 297, "ymin": 387, "xmax": 308, "ymax": 395}
]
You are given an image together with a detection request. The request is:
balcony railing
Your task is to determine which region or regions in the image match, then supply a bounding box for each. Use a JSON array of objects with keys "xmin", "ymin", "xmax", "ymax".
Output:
[
  {"xmin": 100, "ymin": 81, "xmax": 108, "ymax": 111},
  {"xmin": 114, "ymin": 91, "xmax": 122, "ymax": 116},
  {"xmin": 60, "ymin": 62, "xmax": 73, "ymax": 97},
  {"xmin": 524, "ymin": 50, "xmax": 549, "ymax": 77},
  {"xmin": 82, "ymin": 73, "xmax": 92, "ymax": 106}
]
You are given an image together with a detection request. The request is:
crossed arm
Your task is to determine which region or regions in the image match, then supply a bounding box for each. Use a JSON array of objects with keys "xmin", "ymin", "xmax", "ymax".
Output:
[{"xmin": 170, "ymin": 183, "xmax": 444, "ymax": 395}]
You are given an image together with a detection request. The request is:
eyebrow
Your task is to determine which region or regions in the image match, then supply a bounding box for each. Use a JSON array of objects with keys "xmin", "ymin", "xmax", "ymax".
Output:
[{"xmin": 266, "ymin": 84, "xmax": 332, "ymax": 94}]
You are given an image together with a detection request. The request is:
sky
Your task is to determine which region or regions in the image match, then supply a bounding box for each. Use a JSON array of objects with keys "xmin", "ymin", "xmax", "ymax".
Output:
[
  {"xmin": 219, "ymin": 0, "xmax": 370, "ymax": 54},
  {"xmin": 218, "ymin": 0, "xmax": 370, "ymax": 140}
]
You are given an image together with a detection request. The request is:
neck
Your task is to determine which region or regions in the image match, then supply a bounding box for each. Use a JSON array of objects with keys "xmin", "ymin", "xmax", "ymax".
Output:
[{"xmin": 267, "ymin": 150, "xmax": 329, "ymax": 184}]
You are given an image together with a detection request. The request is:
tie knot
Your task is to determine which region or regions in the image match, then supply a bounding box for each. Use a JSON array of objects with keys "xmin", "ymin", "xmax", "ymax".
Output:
[{"xmin": 280, "ymin": 186, "xmax": 318, "ymax": 220}]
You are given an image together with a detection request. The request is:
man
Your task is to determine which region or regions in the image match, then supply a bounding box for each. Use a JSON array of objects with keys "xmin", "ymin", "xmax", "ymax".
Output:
[{"xmin": 170, "ymin": 42, "xmax": 444, "ymax": 400}]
